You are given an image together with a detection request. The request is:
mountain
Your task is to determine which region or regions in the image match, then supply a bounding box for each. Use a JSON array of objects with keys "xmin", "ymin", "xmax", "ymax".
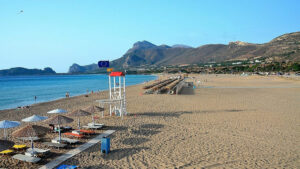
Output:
[
  {"xmin": 68, "ymin": 32, "xmax": 300, "ymax": 73},
  {"xmin": 0, "ymin": 67, "xmax": 56, "ymax": 76},
  {"xmin": 68, "ymin": 63, "xmax": 98, "ymax": 74},
  {"xmin": 172, "ymin": 44, "xmax": 193, "ymax": 48}
]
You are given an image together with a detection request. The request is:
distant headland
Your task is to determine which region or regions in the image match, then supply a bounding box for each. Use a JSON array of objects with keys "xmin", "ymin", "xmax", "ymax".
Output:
[{"xmin": 0, "ymin": 67, "xmax": 56, "ymax": 76}]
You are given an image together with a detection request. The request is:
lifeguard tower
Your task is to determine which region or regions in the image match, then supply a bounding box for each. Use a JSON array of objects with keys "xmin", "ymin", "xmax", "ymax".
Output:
[{"xmin": 96, "ymin": 71, "xmax": 127, "ymax": 118}]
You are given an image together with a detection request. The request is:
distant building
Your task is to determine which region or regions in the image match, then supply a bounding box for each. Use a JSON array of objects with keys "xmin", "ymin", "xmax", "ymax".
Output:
[{"xmin": 232, "ymin": 62, "xmax": 242, "ymax": 65}]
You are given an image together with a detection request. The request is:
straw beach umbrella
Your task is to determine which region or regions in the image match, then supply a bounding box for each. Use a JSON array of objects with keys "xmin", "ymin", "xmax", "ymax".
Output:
[
  {"xmin": 44, "ymin": 115, "xmax": 73, "ymax": 142},
  {"xmin": 68, "ymin": 109, "xmax": 91, "ymax": 130},
  {"xmin": 22, "ymin": 115, "xmax": 48, "ymax": 122},
  {"xmin": 0, "ymin": 120, "xmax": 20, "ymax": 139},
  {"xmin": 0, "ymin": 139, "xmax": 14, "ymax": 152},
  {"xmin": 84, "ymin": 105, "xmax": 104, "ymax": 125},
  {"xmin": 12, "ymin": 125, "xmax": 49, "ymax": 155}
]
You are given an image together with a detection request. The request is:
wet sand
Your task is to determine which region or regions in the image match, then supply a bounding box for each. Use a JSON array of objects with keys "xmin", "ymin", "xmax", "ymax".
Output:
[{"xmin": 0, "ymin": 74, "xmax": 299, "ymax": 168}]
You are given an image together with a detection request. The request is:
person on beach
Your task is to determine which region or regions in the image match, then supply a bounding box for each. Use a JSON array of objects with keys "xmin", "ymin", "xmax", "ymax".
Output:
[
  {"xmin": 66, "ymin": 92, "xmax": 70, "ymax": 98},
  {"xmin": 34, "ymin": 96, "xmax": 37, "ymax": 102}
]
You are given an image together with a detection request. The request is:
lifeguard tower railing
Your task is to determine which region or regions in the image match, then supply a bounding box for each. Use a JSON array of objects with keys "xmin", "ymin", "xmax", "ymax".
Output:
[{"xmin": 96, "ymin": 71, "xmax": 127, "ymax": 118}]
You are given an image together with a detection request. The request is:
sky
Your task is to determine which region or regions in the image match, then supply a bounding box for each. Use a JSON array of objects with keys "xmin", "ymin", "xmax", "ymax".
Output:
[{"xmin": 0, "ymin": 0, "xmax": 299, "ymax": 73}]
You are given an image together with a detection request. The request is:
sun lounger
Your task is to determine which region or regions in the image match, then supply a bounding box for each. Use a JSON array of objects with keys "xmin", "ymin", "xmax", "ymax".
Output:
[
  {"xmin": 52, "ymin": 137, "xmax": 79, "ymax": 144},
  {"xmin": 13, "ymin": 144, "xmax": 27, "ymax": 150},
  {"xmin": 26, "ymin": 148, "xmax": 50, "ymax": 157},
  {"xmin": 43, "ymin": 142, "xmax": 67, "ymax": 149},
  {"xmin": 12, "ymin": 154, "xmax": 41, "ymax": 163},
  {"xmin": 63, "ymin": 132, "xmax": 84, "ymax": 138},
  {"xmin": 82, "ymin": 125, "xmax": 103, "ymax": 129},
  {"xmin": 0, "ymin": 149, "xmax": 14, "ymax": 155},
  {"xmin": 83, "ymin": 123, "xmax": 104, "ymax": 129},
  {"xmin": 79, "ymin": 129, "xmax": 95, "ymax": 135},
  {"xmin": 88, "ymin": 123, "xmax": 104, "ymax": 126}
]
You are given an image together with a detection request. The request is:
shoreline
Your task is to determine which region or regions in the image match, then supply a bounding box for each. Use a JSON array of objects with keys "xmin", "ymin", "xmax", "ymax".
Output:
[
  {"xmin": 0, "ymin": 74, "xmax": 299, "ymax": 168},
  {"xmin": 0, "ymin": 74, "xmax": 158, "ymax": 112}
]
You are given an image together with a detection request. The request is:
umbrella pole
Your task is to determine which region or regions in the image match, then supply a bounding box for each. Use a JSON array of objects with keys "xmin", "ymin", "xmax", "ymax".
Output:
[
  {"xmin": 4, "ymin": 128, "xmax": 6, "ymax": 139},
  {"xmin": 78, "ymin": 118, "xmax": 80, "ymax": 130},
  {"xmin": 58, "ymin": 124, "xmax": 61, "ymax": 143},
  {"xmin": 92, "ymin": 115, "xmax": 95, "ymax": 125},
  {"xmin": 31, "ymin": 137, "xmax": 34, "ymax": 156}
]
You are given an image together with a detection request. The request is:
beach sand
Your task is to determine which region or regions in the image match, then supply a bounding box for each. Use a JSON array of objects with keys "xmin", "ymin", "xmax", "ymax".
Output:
[{"xmin": 0, "ymin": 74, "xmax": 299, "ymax": 168}]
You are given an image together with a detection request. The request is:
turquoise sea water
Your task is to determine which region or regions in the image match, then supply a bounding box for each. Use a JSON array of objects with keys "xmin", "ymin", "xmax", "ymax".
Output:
[{"xmin": 0, "ymin": 74, "xmax": 157, "ymax": 110}]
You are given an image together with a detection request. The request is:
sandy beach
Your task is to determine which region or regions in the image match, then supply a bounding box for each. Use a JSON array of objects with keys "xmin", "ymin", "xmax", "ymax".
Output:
[{"xmin": 0, "ymin": 74, "xmax": 299, "ymax": 169}]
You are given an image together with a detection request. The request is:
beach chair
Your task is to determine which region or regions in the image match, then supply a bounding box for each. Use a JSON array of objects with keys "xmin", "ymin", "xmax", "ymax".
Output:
[
  {"xmin": 25, "ymin": 148, "xmax": 50, "ymax": 157},
  {"xmin": 52, "ymin": 137, "xmax": 79, "ymax": 144},
  {"xmin": 63, "ymin": 132, "xmax": 84, "ymax": 138},
  {"xmin": 82, "ymin": 125, "xmax": 102, "ymax": 129},
  {"xmin": 79, "ymin": 129, "xmax": 95, "ymax": 135},
  {"xmin": 83, "ymin": 123, "xmax": 104, "ymax": 129},
  {"xmin": 88, "ymin": 123, "xmax": 104, "ymax": 127},
  {"xmin": 13, "ymin": 144, "xmax": 27, "ymax": 150},
  {"xmin": 0, "ymin": 149, "xmax": 14, "ymax": 155},
  {"xmin": 43, "ymin": 142, "xmax": 67, "ymax": 149},
  {"xmin": 12, "ymin": 154, "xmax": 41, "ymax": 163}
]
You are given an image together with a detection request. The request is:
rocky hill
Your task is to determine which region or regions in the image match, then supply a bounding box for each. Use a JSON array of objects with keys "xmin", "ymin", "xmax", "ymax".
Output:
[
  {"xmin": 0, "ymin": 67, "xmax": 56, "ymax": 76},
  {"xmin": 68, "ymin": 32, "xmax": 300, "ymax": 73}
]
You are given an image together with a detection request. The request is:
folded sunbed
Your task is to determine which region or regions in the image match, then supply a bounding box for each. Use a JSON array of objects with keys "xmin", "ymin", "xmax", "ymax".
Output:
[
  {"xmin": 12, "ymin": 154, "xmax": 41, "ymax": 163},
  {"xmin": 42, "ymin": 142, "xmax": 67, "ymax": 149},
  {"xmin": 63, "ymin": 132, "xmax": 84, "ymax": 138},
  {"xmin": 52, "ymin": 137, "xmax": 79, "ymax": 144}
]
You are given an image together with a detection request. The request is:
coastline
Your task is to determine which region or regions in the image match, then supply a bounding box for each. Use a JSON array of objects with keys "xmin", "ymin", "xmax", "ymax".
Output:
[
  {"xmin": 0, "ymin": 74, "xmax": 158, "ymax": 112},
  {"xmin": 0, "ymin": 74, "xmax": 299, "ymax": 168}
]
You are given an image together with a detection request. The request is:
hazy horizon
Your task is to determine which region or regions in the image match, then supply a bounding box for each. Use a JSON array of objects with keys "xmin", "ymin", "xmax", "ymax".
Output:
[{"xmin": 1, "ymin": 0, "xmax": 299, "ymax": 73}]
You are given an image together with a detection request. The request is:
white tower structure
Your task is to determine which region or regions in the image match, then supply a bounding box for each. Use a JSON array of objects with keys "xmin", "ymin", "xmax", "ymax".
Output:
[{"xmin": 108, "ymin": 72, "xmax": 127, "ymax": 117}]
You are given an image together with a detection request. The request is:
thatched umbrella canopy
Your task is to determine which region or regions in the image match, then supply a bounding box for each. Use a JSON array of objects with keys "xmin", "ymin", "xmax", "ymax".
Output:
[
  {"xmin": 12, "ymin": 125, "xmax": 49, "ymax": 155},
  {"xmin": 12, "ymin": 125, "xmax": 49, "ymax": 138},
  {"xmin": 44, "ymin": 115, "xmax": 74, "ymax": 125},
  {"xmin": 68, "ymin": 110, "xmax": 91, "ymax": 129},
  {"xmin": 84, "ymin": 105, "xmax": 104, "ymax": 113},
  {"xmin": 69, "ymin": 109, "xmax": 91, "ymax": 117},
  {"xmin": 84, "ymin": 105, "xmax": 104, "ymax": 125},
  {"xmin": 0, "ymin": 139, "xmax": 14, "ymax": 152},
  {"xmin": 44, "ymin": 115, "xmax": 74, "ymax": 142}
]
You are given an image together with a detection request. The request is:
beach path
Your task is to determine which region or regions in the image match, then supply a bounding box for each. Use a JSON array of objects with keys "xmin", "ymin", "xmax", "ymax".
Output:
[{"xmin": 39, "ymin": 130, "xmax": 115, "ymax": 169}]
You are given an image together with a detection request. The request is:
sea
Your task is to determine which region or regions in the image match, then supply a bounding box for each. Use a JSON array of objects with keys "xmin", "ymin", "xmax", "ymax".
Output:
[{"xmin": 0, "ymin": 74, "xmax": 157, "ymax": 110}]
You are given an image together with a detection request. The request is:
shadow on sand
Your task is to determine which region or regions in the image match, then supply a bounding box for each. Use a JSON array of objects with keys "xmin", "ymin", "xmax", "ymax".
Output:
[
  {"xmin": 131, "ymin": 129, "xmax": 161, "ymax": 136},
  {"xmin": 122, "ymin": 137, "xmax": 150, "ymax": 146},
  {"xmin": 140, "ymin": 123, "xmax": 164, "ymax": 129},
  {"xmin": 179, "ymin": 86, "xmax": 195, "ymax": 95},
  {"xmin": 102, "ymin": 147, "xmax": 150, "ymax": 160},
  {"xmin": 130, "ymin": 111, "xmax": 193, "ymax": 118}
]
